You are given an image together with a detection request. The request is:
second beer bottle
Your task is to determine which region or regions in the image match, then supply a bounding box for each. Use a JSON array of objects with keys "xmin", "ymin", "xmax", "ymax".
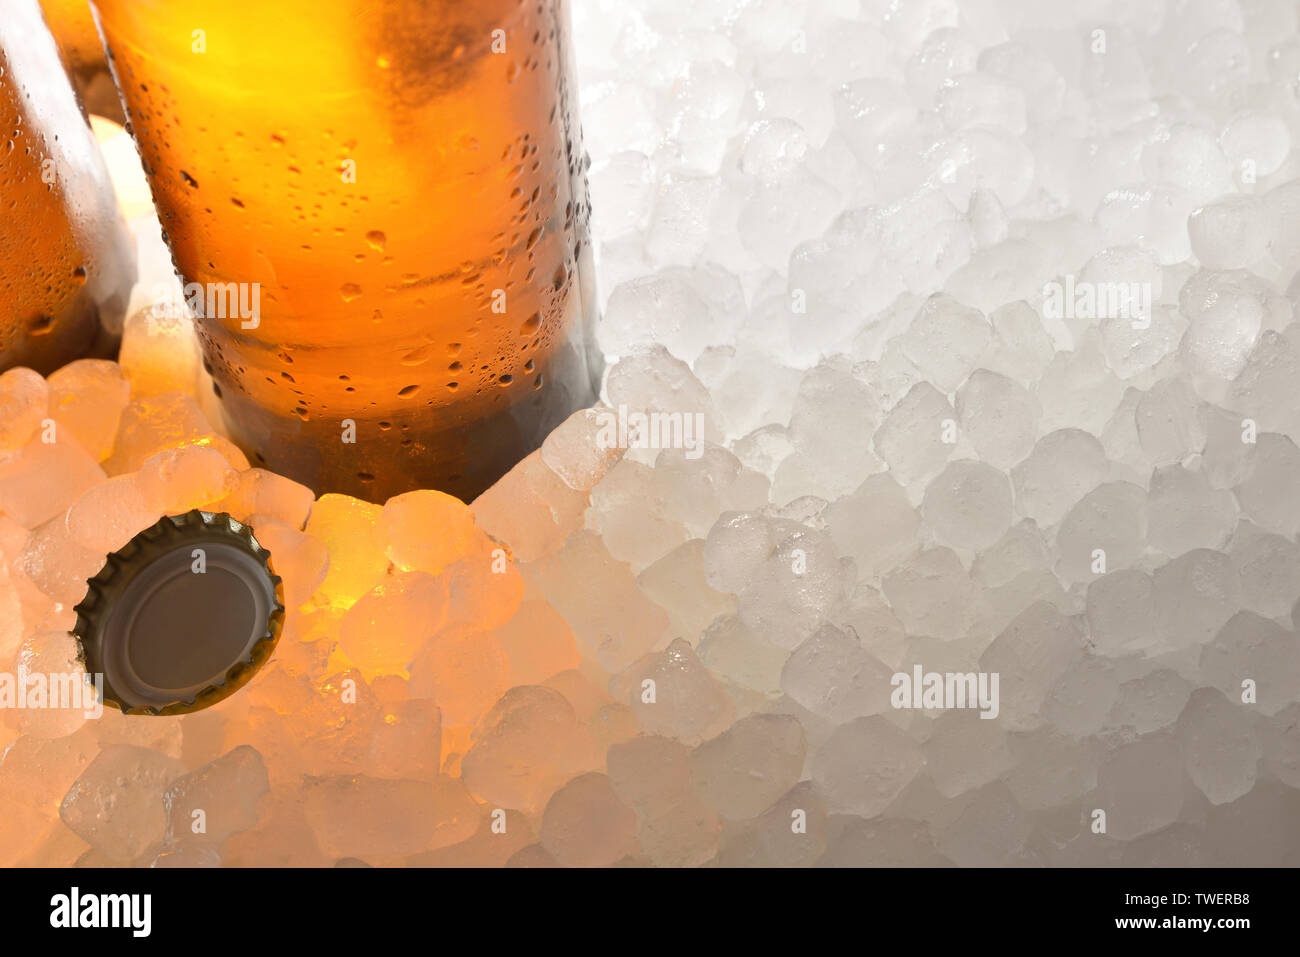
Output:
[
  {"xmin": 1, "ymin": 0, "xmax": 134, "ymax": 375},
  {"xmin": 91, "ymin": 0, "xmax": 602, "ymax": 502}
]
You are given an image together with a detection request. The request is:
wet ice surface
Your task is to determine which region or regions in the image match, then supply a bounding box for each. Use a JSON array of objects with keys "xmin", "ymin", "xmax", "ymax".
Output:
[{"xmin": 4, "ymin": 0, "xmax": 1300, "ymax": 867}]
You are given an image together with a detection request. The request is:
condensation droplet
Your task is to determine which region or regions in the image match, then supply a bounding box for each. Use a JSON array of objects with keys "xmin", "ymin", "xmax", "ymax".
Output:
[{"xmin": 400, "ymin": 345, "xmax": 432, "ymax": 366}]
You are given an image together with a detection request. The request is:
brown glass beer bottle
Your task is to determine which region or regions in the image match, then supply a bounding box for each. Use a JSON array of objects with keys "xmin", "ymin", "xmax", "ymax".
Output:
[
  {"xmin": 37, "ymin": 0, "xmax": 125, "ymax": 121},
  {"xmin": 91, "ymin": 0, "xmax": 602, "ymax": 502},
  {"xmin": 0, "ymin": 0, "xmax": 135, "ymax": 375}
]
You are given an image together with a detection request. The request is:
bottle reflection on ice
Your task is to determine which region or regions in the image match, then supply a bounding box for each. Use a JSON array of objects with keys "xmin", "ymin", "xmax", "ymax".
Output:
[
  {"xmin": 91, "ymin": 0, "xmax": 601, "ymax": 502},
  {"xmin": 0, "ymin": 0, "xmax": 135, "ymax": 375}
]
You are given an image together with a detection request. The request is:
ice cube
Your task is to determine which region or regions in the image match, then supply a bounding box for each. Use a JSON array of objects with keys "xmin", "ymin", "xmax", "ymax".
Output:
[
  {"xmin": 250, "ymin": 523, "xmax": 329, "ymax": 609},
  {"xmin": 59, "ymin": 744, "xmax": 185, "ymax": 864},
  {"xmin": 214, "ymin": 468, "xmax": 315, "ymax": 530},
  {"xmin": 787, "ymin": 358, "xmax": 882, "ymax": 495},
  {"xmin": 1055, "ymin": 481, "xmax": 1148, "ymax": 583},
  {"xmin": 1260, "ymin": 703, "xmax": 1300, "ymax": 790},
  {"xmin": 539, "ymin": 772, "xmax": 639, "ymax": 866},
  {"xmin": 1179, "ymin": 276, "xmax": 1265, "ymax": 387},
  {"xmin": 882, "ymin": 546, "xmax": 981, "ymax": 640},
  {"xmin": 460, "ymin": 686, "xmax": 588, "ymax": 815},
  {"xmin": 0, "ymin": 368, "xmax": 49, "ymax": 453},
  {"xmin": 539, "ymin": 406, "xmax": 627, "ymax": 492},
  {"xmin": 101, "ymin": 393, "xmax": 215, "ymax": 474},
  {"xmin": 1043, "ymin": 655, "xmax": 1120, "ymax": 738},
  {"xmin": 1234, "ymin": 433, "xmax": 1300, "ymax": 537},
  {"xmin": 0, "ymin": 433, "xmax": 105, "ymax": 529},
  {"xmin": 829, "ymin": 581, "xmax": 908, "ymax": 669},
  {"xmin": 408, "ymin": 626, "xmax": 509, "ymax": 729},
  {"xmin": 637, "ymin": 539, "xmax": 738, "ymax": 645},
  {"xmin": 303, "ymin": 493, "xmax": 390, "ymax": 609},
  {"xmin": 1011, "ymin": 429, "xmax": 1110, "ymax": 527},
  {"xmin": 1146, "ymin": 464, "xmax": 1238, "ymax": 555},
  {"xmin": 899, "ymin": 295, "xmax": 987, "ymax": 392},
  {"xmin": 934, "ymin": 783, "xmax": 1033, "ymax": 867},
  {"xmin": 340, "ymin": 572, "xmax": 447, "ymax": 676},
  {"xmin": 811, "ymin": 715, "xmax": 924, "ymax": 817},
  {"xmin": 689, "ymin": 714, "xmax": 806, "ymax": 820},
  {"xmin": 598, "ymin": 270, "xmax": 713, "ymax": 363},
  {"xmin": 588, "ymin": 459, "xmax": 691, "ymax": 570},
  {"xmin": 136, "ymin": 445, "xmax": 237, "ymax": 514},
  {"xmin": 780, "ymin": 623, "xmax": 895, "ymax": 723},
  {"xmin": 954, "ymin": 369, "xmax": 1039, "ymax": 468},
  {"xmin": 1200, "ymin": 611, "xmax": 1300, "ymax": 715},
  {"xmin": 1085, "ymin": 569, "xmax": 1157, "ymax": 657},
  {"xmin": 377, "ymin": 488, "xmax": 482, "ymax": 576},
  {"xmin": 45, "ymin": 360, "xmax": 131, "ymax": 463},
  {"xmin": 817, "ymin": 815, "xmax": 949, "ymax": 867},
  {"xmin": 20, "ymin": 517, "xmax": 106, "ymax": 606},
  {"xmin": 1141, "ymin": 124, "xmax": 1233, "ymax": 203},
  {"xmin": 531, "ymin": 530, "xmax": 671, "ymax": 673},
  {"xmin": 1151, "ymin": 548, "xmax": 1240, "ymax": 649},
  {"xmin": 1204, "ymin": 783, "xmax": 1300, "ymax": 866},
  {"xmin": 1106, "ymin": 669, "xmax": 1193, "ymax": 735},
  {"xmin": 824, "ymin": 473, "xmax": 920, "ymax": 579},
  {"xmin": 980, "ymin": 602, "xmax": 1085, "ymax": 731},
  {"xmin": 874, "ymin": 382, "xmax": 957, "ymax": 487},
  {"xmin": 735, "ymin": 523, "xmax": 849, "ymax": 648},
  {"xmin": 714, "ymin": 780, "xmax": 827, "ymax": 867},
  {"xmin": 1227, "ymin": 330, "xmax": 1300, "ymax": 437},
  {"xmin": 492, "ymin": 599, "xmax": 582, "ymax": 687},
  {"xmin": 1136, "ymin": 379, "xmax": 1206, "ymax": 466},
  {"xmin": 117, "ymin": 306, "xmax": 202, "ymax": 399},
  {"xmin": 6, "ymin": 630, "xmax": 89, "ymax": 739},
  {"xmin": 1229, "ymin": 522, "xmax": 1300, "ymax": 619},
  {"xmin": 981, "ymin": 300, "xmax": 1055, "ymax": 385},
  {"xmin": 1176, "ymin": 688, "xmax": 1259, "ymax": 805},
  {"xmin": 472, "ymin": 450, "xmax": 588, "ymax": 564},
  {"xmin": 163, "ymin": 745, "xmax": 268, "ymax": 848},
  {"xmin": 611, "ymin": 639, "xmax": 738, "ymax": 743},
  {"xmin": 1090, "ymin": 733, "xmax": 1185, "ymax": 841},
  {"xmin": 662, "ymin": 447, "xmax": 769, "ymax": 533},
  {"xmin": 301, "ymin": 773, "xmax": 476, "ymax": 859},
  {"xmin": 64, "ymin": 473, "xmax": 161, "ymax": 554},
  {"xmin": 695, "ymin": 615, "xmax": 789, "ymax": 695},
  {"xmin": 920, "ymin": 460, "xmax": 1013, "ymax": 552},
  {"xmin": 606, "ymin": 733, "xmax": 693, "ymax": 820},
  {"xmin": 923, "ymin": 710, "xmax": 1014, "ymax": 798},
  {"xmin": 1188, "ymin": 195, "xmax": 1273, "ymax": 270}
]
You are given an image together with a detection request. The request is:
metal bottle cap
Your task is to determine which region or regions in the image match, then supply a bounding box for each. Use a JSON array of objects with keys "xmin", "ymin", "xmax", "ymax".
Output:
[{"xmin": 73, "ymin": 510, "xmax": 284, "ymax": 716}]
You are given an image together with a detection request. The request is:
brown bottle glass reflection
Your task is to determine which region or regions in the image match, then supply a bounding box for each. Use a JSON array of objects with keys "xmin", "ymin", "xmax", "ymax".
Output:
[
  {"xmin": 91, "ymin": 0, "xmax": 601, "ymax": 502},
  {"xmin": 0, "ymin": 0, "xmax": 135, "ymax": 375},
  {"xmin": 37, "ymin": 0, "xmax": 125, "ymax": 121}
]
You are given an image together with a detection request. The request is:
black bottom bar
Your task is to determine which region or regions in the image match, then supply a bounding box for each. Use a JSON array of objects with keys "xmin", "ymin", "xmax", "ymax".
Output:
[{"xmin": 11, "ymin": 866, "xmax": 1284, "ymax": 943}]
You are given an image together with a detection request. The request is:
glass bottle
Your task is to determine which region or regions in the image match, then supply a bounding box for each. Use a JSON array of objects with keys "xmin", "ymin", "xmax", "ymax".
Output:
[
  {"xmin": 38, "ymin": 0, "xmax": 125, "ymax": 121},
  {"xmin": 90, "ymin": 0, "xmax": 601, "ymax": 502},
  {"xmin": 0, "ymin": 0, "xmax": 135, "ymax": 375}
]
